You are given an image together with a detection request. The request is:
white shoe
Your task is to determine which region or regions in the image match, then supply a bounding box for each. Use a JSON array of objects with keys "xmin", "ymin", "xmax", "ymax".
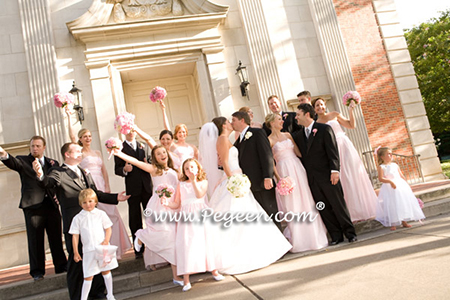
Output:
[
  {"xmin": 173, "ymin": 279, "xmax": 184, "ymax": 287},
  {"xmin": 182, "ymin": 282, "xmax": 191, "ymax": 292},
  {"xmin": 106, "ymin": 295, "xmax": 116, "ymax": 300},
  {"xmin": 213, "ymin": 274, "xmax": 225, "ymax": 281},
  {"xmin": 134, "ymin": 238, "xmax": 142, "ymax": 252}
]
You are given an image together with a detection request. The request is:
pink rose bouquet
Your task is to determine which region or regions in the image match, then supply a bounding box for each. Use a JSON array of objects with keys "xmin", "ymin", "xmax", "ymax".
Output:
[
  {"xmin": 276, "ymin": 176, "xmax": 295, "ymax": 196},
  {"xmin": 149, "ymin": 86, "xmax": 167, "ymax": 103},
  {"xmin": 114, "ymin": 112, "xmax": 135, "ymax": 135},
  {"xmin": 105, "ymin": 137, "xmax": 123, "ymax": 160},
  {"xmin": 155, "ymin": 184, "xmax": 175, "ymax": 199},
  {"xmin": 342, "ymin": 91, "xmax": 361, "ymax": 106},
  {"xmin": 53, "ymin": 92, "xmax": 75, "ymax": 108}
]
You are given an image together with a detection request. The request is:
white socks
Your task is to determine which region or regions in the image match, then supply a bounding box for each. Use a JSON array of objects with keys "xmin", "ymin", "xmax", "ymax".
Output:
[
  {"xmin": 103, "ymin": 272, "xmax": 114, "ymax": 299},
  {"xmin": 81, "ymin": 280, "xmax": 92, "ymax": 300}
]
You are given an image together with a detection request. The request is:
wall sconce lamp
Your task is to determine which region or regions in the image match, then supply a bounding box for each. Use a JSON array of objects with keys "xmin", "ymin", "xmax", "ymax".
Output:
[
  {"xmin": 236, "ymin": 60, "xmax": 250, "ymax": 99},
  {"xmin": 69, "ymin": 81, "xmax": 84, "ymax": 124}
]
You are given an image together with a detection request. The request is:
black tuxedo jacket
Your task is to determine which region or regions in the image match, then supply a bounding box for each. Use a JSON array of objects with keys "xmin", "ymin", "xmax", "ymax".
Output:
[
  {"xmin": 234, "ymin": 127, "xmax": 274, "ymax": 192},
  {"xmin": 114, "ymin": 141, "xmax": 152, "ymax": 195},
  {"xmin": 263, "ymin": 111, "xmax": 302, "ymax": 136},
  {"xmin": 2, "ymin": 154, "xmax": 59, "ymax": 209},
  {"xmin": 292, "ymin": 122, "xmax": 340, "ymax": 183},
  {"xmin": 40, "ymin": 165, "xmax": 118, "ymax": 233}
]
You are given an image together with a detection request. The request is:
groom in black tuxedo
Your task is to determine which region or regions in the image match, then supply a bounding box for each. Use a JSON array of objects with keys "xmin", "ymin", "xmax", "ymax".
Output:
[
  {"xmin": 263, "ymin": 95, "xmax": 301, "ymax": 135},
  {"xmin": 34, "ymin": 142, "xmax": 130, "ymax": 300},
  {"xmin": 231, "ymin": 111, "xmax": 280, "ymax": 230},
  {"xmin": 114, "ymin": 130, "xmax": 152, "ymax": 258},
  {"xmin": 0, "ymin": 137, "xmax": 67, "ymax": 281},
  {"xmin": 292, "ymin": 103, "xmax": 356, "ymax": 245}
]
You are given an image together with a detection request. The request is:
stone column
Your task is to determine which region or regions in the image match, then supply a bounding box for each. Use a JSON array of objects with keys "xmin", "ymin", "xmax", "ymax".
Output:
[
  {"xmin": 17, "ymin": 0, "xmax": 65, "ymax": 159},
  {"xmin": 308, "ymin": 0, "xmax": 372, "ymax": 154},
  {"xmin": 373, "ymin": 0, "xmax": 444, "ymax": 181},
  {"xmin": 238, "ymin": 0, "xmax": 285, "ymax": 113},
  {"xmin": 203, "ymin": 50, "xmax": 233, "ymax": 119}
]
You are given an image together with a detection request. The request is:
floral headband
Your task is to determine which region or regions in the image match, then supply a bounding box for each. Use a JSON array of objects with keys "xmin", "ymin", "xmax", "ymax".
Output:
[{"xmin": 374, "ymin": 146, "xmax": 381, "ymax": 155}]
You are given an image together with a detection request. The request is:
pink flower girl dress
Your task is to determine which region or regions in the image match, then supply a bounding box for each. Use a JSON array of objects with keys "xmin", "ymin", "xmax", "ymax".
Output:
[
  {"xmin": 273, "ymin": 139, "xmax": 329, "ymax": 252},
  {"xmin": 80, "ymin": 156, "xmax": 131, "ymax": 259},
  {"xmin": 327, "ymin": 120, "xmax": 377, "ymax": 222},
  {"xmin": 135, "ymin": 168, "xmax": 179, "ymax": 268},
  {"xmin": 176, "ymin": 181, "xmax": 220, "ymax": 276}
]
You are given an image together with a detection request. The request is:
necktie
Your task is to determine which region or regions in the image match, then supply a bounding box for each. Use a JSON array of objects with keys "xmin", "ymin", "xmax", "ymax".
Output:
[{"xmin": 305, "ymin": 128, "xmax": 310, "ymax": 139}]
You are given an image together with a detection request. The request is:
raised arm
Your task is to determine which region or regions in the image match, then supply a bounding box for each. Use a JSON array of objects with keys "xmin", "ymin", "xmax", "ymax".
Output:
[
  {"xmin": 133, "ymin": 125, "xmax": 157, "ymax": 149},
  {"xmin": 336, "ymin": 102, "xmax": 356, "ymax": 129},
  {"xmin": 112, "ymin": 150, "xmax": 155, "ymax": 174},
  {"xmin": 65, "ymin": 106, "xmax": 77, "ymax": 143},
  {"xmin": 160, "ymin": 100, "xmax": 171, "ymax": 131}
]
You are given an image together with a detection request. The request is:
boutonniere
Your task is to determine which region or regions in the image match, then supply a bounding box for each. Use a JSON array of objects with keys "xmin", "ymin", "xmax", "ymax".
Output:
[
  {"xmin": 84, "ymin": 169, "xmax": 90, "ymax": 175},
  {"xmin": 312, "ymin": 128, "xmax": 318, "ymax": 136},
  {"xmin": 244, "ymin": 131, "xmax": 253, "ymax": 140},
  {"xmin": 49, "ymin": 159, "xmax": 55, "ymax": 166},
  {"xmin": 283, "ymin": 113, "xmax": 288, "ymax": 119},
  {"xmin": 138, "ymin": 142, "xmax": 144, "ymax": 150}
]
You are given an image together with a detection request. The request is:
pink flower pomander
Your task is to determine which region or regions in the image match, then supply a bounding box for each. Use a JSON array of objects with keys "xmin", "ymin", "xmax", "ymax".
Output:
[
  {"xmin": 276, "ymin": 176, "xmax": 295, "ymax": 196},
  {"xmin": 155, "ymin": 184, "xmax": 175, "ymax": 199},
  {"xmin": 149, "ymin": 86, "xmax": 167, "ymax": 103},
  {"xmin": 417, "ymin": 198, "xmax": 424, "ymax": 209},
  {"xmin": 53, "ymin": 92, "xmax": 75, "ymax": 108},
  {"xmin": 114, "ymin": 112, "xmax": 135, "ymax": 135},
  {"xmin": 342, "ymin": 91, "xmax": 361, "ymax": 106},
  {"xmin": 105, "ymin": 137, "xmax": 123, "ymax": 151}
]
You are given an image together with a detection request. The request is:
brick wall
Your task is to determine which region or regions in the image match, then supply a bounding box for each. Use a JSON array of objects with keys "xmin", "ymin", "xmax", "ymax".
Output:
[{"xmin": 333, "ymin": 0, "xmax": 414, "ymax": 157}]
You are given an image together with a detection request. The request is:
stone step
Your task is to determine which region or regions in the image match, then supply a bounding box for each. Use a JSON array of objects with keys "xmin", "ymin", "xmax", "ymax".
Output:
[{"xmin": 3, "ymin": 182, "xmax": 450, "ymax": 300}]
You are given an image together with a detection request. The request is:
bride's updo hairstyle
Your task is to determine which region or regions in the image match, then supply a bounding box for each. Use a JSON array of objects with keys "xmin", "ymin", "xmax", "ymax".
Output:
[
  {"xmin": 212, "ymin": 117, "xmax": 227, "ymax": 136},
  {"xmin": 77, "ymin": 128, "xmax": 90, "ymax": 147},
  {"xmin": 264, "ymin": 113, "xmax": 277, "ymax": 129}
]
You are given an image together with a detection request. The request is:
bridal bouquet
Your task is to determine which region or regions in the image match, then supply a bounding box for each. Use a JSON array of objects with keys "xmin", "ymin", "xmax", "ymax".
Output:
[
  {"xmin": 149, "ymin": 86, "xmax": 167, "ymax": 103},
  {"xmin": 342, "ymin": 91, "xmax": 361, "ymax": 106},
  {"xmin": 227, "ymin": 174, "xmax": 251, "ymax": 198},
  {"xmin": 105, "ymin": 137, "xmax": 123, "ymax": 159},
  {"xmin": 114, "ymin": 112, "xmax": 135, "ymax": 135},
  {"xmin": 276, "ymin": 176, "xmax": 295, "ymax": 196},
  {"xmin": 53, "ymin": 92, "xmax": 75, "ymax": 108}
]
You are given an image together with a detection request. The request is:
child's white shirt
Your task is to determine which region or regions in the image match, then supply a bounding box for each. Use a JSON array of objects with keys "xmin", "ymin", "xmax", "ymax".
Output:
[{"xmin": 69, "ymin": 207, "xmax": 112, "ymax": 252}]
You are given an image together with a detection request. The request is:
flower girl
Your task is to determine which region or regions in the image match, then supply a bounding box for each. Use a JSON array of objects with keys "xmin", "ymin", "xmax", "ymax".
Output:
[
  {"xmin": 375, "ymin": 147, "xmax": 425, "ymax": 230},
  {"xmin": 69, "ymin": 189, "xmax": 118, "ymax": 300},
  {"xmin": 164, "ymin": 158, "xmax": 223, "ymax": 291}
]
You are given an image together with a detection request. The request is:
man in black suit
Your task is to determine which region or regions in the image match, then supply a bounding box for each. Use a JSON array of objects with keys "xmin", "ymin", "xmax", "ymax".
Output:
[
  {"xmin": 114, "ymin": 130, "xmax": 152, "ymax": 258},
  {"xmin": 292, "ymin": 104, "xmax": 356, "ymax": 245},
  {"xmin": 231, "ymin": 111, "xmax": 280, "ymax": 230},
  {"xmin": 263, "ymin": 95, "xmax": 301, "ymax": 135},
  {"xmin": 0, "ymin": 136, "xmax": 67, "ymax": 281},
  {"xmin": 33, "ymin": 142, "xmax": 130, "ymax": 300}
]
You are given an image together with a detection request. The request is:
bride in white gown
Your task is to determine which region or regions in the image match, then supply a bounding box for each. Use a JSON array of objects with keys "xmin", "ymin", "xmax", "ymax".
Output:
[{"xmin": 199, "ymin": 118, "xmax": 291, "ymax": 275}]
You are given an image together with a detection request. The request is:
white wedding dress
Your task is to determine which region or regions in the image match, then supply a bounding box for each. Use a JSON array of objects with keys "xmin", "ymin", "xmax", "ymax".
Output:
[{"xmin": 208, "ymin": 146, "xmax": 292, "ymax": 274}]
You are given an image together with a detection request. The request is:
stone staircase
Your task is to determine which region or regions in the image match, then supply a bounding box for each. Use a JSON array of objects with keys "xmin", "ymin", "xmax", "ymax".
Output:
[{"xmin": 2, "ymin": 180, "xmax": 450, "ymax": 300}]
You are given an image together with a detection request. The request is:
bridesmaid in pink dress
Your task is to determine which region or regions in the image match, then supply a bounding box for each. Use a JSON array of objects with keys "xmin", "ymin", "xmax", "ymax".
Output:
[
  {"xmin": 66, "ymin": 109, "xmax": 131, "ymax": 259},
  {"xmin": 312, "ymin": 98, "xmax": 377, "ymax": 222},
  {"xmin": 164, "ymin": 159, "xmax": 223, "ymax": 292},
  {"xmin": 266, "ymin": 114, "xmax": 329, "ymax": 252},
  {"xmin": 159, "ymin": 100, "xmax": 198, "ymax": 164},
  {"xmin": 110, "ymin": 145, "xmax": 184, "ymax": 286}
]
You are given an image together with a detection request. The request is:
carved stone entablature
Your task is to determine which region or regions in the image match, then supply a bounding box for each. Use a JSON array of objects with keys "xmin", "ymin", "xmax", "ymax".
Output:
[{"xmin": 67, "ymin": 0, "xmax": 229, "ymax": 44}]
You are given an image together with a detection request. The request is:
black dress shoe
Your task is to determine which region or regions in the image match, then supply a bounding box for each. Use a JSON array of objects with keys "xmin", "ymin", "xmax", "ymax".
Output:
[
  {"xmin": 33, "ymin": 274, "xmax": 44, "ymax": 281},
  {"xmin": 135, "ymin": 252, "xmax": 143, "ymax": 259},
  {"xmin": 329, "ymin": 238, "xmax": 344, "ymax": 246},
  {"xmin": 348, "ymin": 237, "xmax": 358, "ymax": 243},
  {"xmin": 88, "ymin": 293, "xmax": 107, "ymax": 300}
]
